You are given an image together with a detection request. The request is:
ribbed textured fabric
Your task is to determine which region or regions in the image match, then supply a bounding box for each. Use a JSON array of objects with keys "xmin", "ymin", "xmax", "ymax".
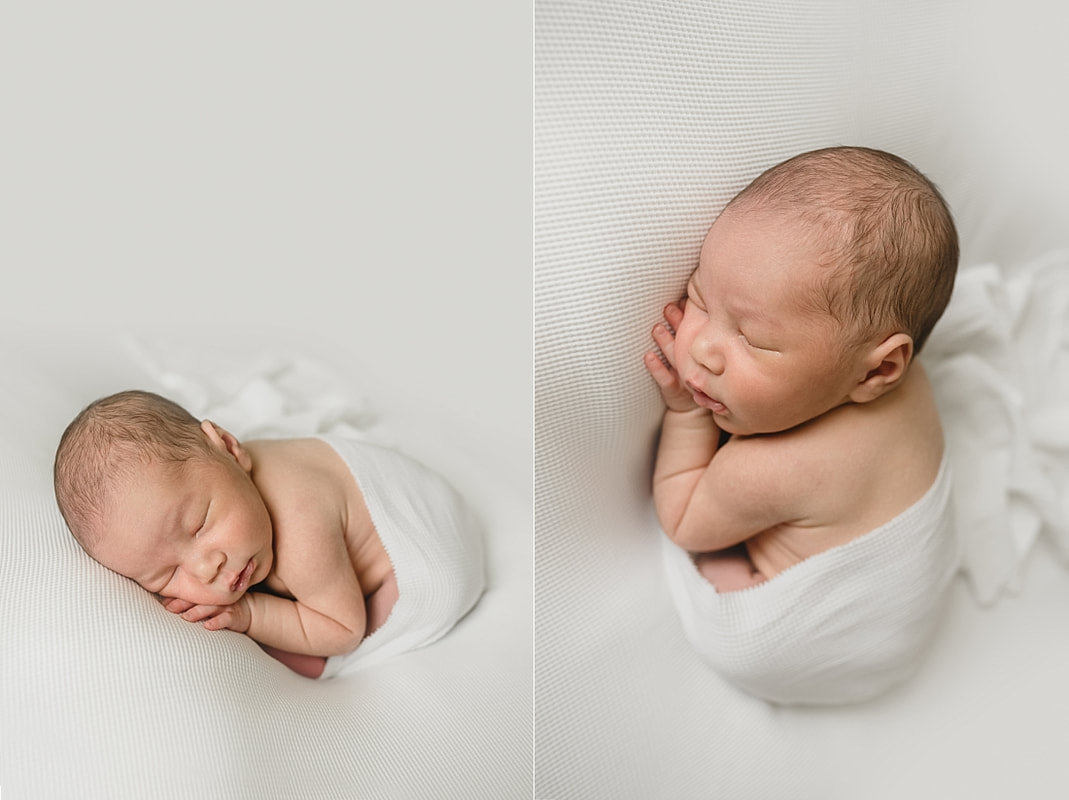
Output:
[
  {"xmin": 317, "ymin": 435, "xmax": 486, "ymax": 678},
  {"xmin": 662, "ymin": 455, "xmax": 957, "ymax": 706}
]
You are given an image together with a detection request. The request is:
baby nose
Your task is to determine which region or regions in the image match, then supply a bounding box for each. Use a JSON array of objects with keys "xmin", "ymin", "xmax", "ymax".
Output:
[
  {"xmin": 192, "ymin": 549, "xmax": 226, "ymax": 583},
  {"xmin": 690, "ymin": 332, "xmax": 726, "ymax": 375}
]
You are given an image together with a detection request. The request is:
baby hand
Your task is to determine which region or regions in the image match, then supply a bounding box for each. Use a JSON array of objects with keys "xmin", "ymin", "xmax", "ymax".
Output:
[
  {"xmin": 162, "ymin": 595, "xmax": 252, "ymax": 634},
  {"xmin": 644, "ymin": 300, "xmax": 699, "ymax": 412}
]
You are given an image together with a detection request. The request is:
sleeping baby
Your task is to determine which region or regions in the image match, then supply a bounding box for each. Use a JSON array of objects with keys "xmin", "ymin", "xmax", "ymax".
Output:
[
  {"xmin": 645, "ymin": 147, "xmax": 961, "ymax": 703},
  {"xmin": 53, "ymin": 390, "xmax": 484, "ymax": 679}
]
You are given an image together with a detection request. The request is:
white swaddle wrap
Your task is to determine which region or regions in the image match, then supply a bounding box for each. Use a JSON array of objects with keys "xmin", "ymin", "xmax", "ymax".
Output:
[
  {"xmin": 317, "ymin": 434, "xmax": 486, "ymax": 678},
  {"xmin": 662, "ymin": 454, "xmax": 957, "ymax": 706}
]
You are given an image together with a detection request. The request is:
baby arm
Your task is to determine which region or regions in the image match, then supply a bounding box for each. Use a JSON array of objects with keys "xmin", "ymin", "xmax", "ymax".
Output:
[
  {"xmin": 644, "ymin": 300, "xmax": 724, "ymax": 540},
  {"xmin": 242, "ymin": 591, "xmax": 366, "ymax": 657},
  {"xmin": 644, "ymin": 300, "xmax": 797, "ymax": 552},
  {"xmin": 163, "ymin": 580, "xmax": 367, "ymax": 658}
]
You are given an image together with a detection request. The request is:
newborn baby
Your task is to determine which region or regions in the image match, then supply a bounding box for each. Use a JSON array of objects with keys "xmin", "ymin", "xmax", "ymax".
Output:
[
  {"xmin": 53, "ymin": 390, "xmax": 484, "ymax": 679},
  {"xmin": 644, "ymin": 146, "xmax": 961, "ymax": 703},
  {"xmin": 645, "ymin": 146, "xmax": 957, "ymax": 591}
]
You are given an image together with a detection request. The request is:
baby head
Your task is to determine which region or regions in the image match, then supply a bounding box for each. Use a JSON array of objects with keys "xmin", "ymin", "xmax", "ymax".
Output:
[
  {"xmin": 54, "ymin": 390, "xmax": 273, "ymax": 604},
  {"xmin": 724, "ymin": 146, "xmax": 958, "ymax": 354},
  {"xmin": 675, "ymin": 146, "xmax": 958, "ymax": 434}
]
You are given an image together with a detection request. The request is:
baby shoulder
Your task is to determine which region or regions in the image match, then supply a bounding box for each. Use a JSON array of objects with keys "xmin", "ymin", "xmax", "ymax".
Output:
[
  {"xmin": 256, "ymin": 440, "xmax": 350, "ymax": 550},
  {"xmin": 719, "ymin": 409, "xmax": 876, "ymax": 500},
  {"xmin": 758, "ymin": 392, "xmax": 940, "ymax": 502},
  {"xmin": 258, "ymin": 438, "xmax": 349, "ymax": 499}
]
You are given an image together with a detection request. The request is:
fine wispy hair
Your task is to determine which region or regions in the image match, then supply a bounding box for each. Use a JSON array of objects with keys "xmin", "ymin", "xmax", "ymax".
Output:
[
  {"xmin": 726, "ymin": 146, "xmax": 959, "ymax": 354},
  {"xmin": 54, "ymin": 390, "xmax": 211, "ymax": 553}
]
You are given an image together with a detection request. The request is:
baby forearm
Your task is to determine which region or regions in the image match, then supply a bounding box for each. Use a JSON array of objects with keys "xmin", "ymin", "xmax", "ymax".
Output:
[
  {"xmin": 652, "ymin": 407, "xmax": 721, "ymax": 538},
  {"xmin": 653, "ymin": 407, "xmax": 720, "ymax": 485},
  {"xmin": 244, "ymin": 592, "xmax": 366, "ymax": 657}
]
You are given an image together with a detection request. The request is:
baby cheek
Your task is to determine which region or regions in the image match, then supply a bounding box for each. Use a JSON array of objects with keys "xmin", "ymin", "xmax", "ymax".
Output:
[
  {"xmin": 748, "ymin": 377, "xmax": 800, "ymax": 425},
  {"xmin": 674, "ymin": 319, "xmax": 699, "ymax": 360},
  {"xmin": 164, "ymin": 573, "xmax": 200, "ymax": 604}
]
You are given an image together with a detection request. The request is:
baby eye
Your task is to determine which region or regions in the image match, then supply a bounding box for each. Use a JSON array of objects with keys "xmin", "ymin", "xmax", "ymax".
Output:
[
  {"xmin": 740, "ymin": 333, "xmax": 780, "ymax": 353},
  {"xmin": 193, "ymin": 504, "xmax": 210, "ymax": 537},
  {"xmin": 739, "ymin": 332, "xmax": 771, "ymax": 350}
]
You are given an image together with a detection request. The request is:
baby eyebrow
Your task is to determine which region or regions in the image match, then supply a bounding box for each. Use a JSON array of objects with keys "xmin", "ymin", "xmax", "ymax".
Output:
[
  {"xmin": 160, "ymin": 502, "xmax": 183, "ymax": 534},
  {"xmin": 728, "ymin": 296, "xmax": 774, "ymax": 325}
]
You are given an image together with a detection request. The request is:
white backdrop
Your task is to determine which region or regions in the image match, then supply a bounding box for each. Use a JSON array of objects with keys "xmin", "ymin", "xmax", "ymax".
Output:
[{"xmin": 0, "ymin": 2, "xmax": 530, "ymax": 460}]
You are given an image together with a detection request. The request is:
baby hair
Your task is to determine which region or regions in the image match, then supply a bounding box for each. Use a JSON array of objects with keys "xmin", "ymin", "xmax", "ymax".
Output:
[
  {"xmin": 54, "ymin": 390, "xmax": 211, "ymax": 552},
  {"xmin": 725, "ymin": 146, "xmax": 959, "ymax": 354}
]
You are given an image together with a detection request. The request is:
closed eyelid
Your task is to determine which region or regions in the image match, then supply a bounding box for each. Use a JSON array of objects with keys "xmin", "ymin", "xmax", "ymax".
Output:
[
  {"xmin": 741, "ymin": 333, "xmax": 780, "ymax": 353},
  {"xmin": 193, "ymin": 503, "xmax": 210, "ymax": 536}
]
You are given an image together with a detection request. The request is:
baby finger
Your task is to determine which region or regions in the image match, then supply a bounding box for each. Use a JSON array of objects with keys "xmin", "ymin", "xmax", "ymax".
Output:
[
  {"xmin": 202, "ymin": 613, "xmax": 229, "ymax": 631},
  {"xmin": 651, "ymin": 322, "xmax": 677, "ymax": 364},
  {"xmin": 644, "ymin": 350, "xmax": 673, "ymax": 385},
  {"xmin": 663, "ymin": 301, "xmax": 685, "ymax": 330},
  {"xmin": 181, "ymin": 604, "xmax": 221, "ymax": 623},
  {"xmin": 163, "ymin": 598, "xmax": 195, "ymax": 614}
]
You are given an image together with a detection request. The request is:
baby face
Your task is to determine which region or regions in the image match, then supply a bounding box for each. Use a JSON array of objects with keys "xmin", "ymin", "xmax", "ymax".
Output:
[
  {"xmin": 91, "ymin": 442, "xmax": 274, "ymax": 606},
  {"xmin": 673, "ymin": 208, "xmax": 861, "ymax": 435}
]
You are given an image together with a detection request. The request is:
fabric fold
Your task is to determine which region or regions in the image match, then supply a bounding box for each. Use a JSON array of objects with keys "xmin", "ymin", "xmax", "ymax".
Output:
[
  {"xmin": 121, "ymin": 335, "xmax": 378, "ymax": 442},
  {"xmin": 662, "ymin": 454, "xmax": 957, "ymax": 705},
  {"xmin": 924, "ymin": 255, "xmax": 1069, "ymax": 604}
]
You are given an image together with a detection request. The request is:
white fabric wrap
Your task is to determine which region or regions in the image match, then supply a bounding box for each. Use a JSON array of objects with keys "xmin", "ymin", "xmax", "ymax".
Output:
[
  {"xmin": 317, "ymin": 434, "xmax": 486, "ymax": 678},
  {"xmin": 662, "ymin": 456, "xmax": 957, "ymax": 705}
]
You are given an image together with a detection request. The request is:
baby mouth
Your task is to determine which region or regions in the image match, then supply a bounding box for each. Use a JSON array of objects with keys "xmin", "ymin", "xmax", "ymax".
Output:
[
  {"xmin": 690, "ymin": 386, "xmax": 727, "ymax": 414},
  {"xmin": 230, "ymin": 559, "xmax": 255, "ymax": 593}
]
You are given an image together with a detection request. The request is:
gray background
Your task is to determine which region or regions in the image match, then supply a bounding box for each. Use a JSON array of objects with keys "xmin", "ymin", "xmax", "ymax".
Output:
[{"xmin": 0, "ymin": 2, "xmax": 531, "ymax": 457}]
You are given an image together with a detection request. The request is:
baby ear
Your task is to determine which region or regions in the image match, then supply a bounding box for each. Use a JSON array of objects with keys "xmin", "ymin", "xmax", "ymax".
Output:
[
  {"xmin": 848, "ymin": 333, "xmax": 913, "ymax": 404},
  {"xmin": 200, "ymin": 420, "xmax": 253, "ymax": 472}
]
